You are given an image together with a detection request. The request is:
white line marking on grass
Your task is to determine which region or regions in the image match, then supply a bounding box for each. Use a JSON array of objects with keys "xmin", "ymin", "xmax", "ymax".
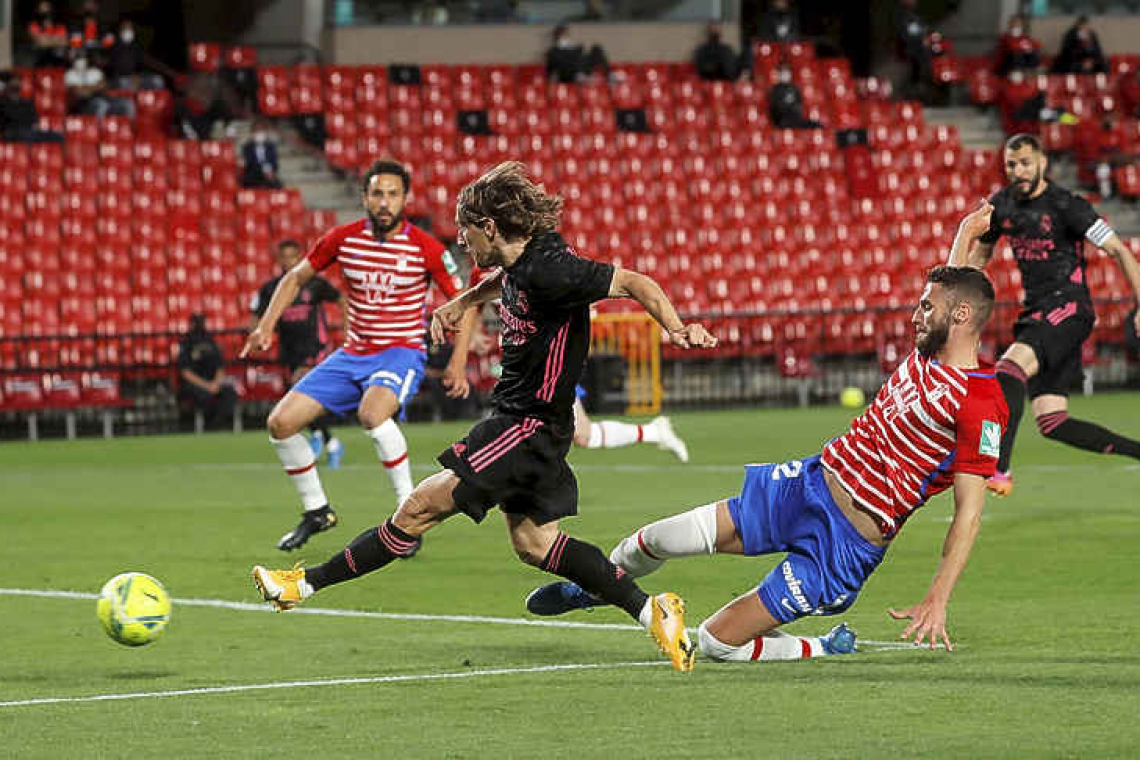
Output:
[
  {"xmin": 0, "ymin": 661, "xmax": 668, "ymax": 709},
  {"xmin": 0, "ymin": 588, "xmax": 945, "ymax": 652}
]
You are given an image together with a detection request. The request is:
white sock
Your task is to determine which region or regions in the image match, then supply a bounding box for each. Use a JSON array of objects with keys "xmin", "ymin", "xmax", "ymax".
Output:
[
  {"xmin": 271, "ymin": 434, "xmax": 328, "ymax": 511},
  {"xmin": 637, "ymin": 598, "xmax": 653, "ymax": 629},
  {"xmin": 698, "ymin": 622, "xmax": 823, "ymax": 662},
  {"xmin": 367, "ymin": 419, "xmax": 413, "ymax": 507},
  {"xmin": 609, "ymin": 503, "xmax": 719, "ymax": 577},
  {"xmin": 586, "ymin": 420, "xmax": 655, "ymax": 449}
]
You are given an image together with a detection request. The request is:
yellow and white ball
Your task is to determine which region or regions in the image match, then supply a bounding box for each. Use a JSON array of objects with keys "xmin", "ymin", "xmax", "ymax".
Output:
[{"xmin": 96, "ymin": 572, "xmax": 171, "ymax": 647}]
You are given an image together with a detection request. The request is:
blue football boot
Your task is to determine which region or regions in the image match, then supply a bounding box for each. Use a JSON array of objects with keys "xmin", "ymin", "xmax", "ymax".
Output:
[
  {"xmin": 525, "ymin": 581, "xmax": 606, "ymax": 616},
  {"xmin": 325, "ymin": 438, "xmax": 344, "ymax": 470}
]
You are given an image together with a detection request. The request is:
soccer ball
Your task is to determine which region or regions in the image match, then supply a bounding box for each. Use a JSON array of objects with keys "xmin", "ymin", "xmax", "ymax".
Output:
[{"xmin": 96, "ymin": 572, "xmax": 171, "ymax": 647}]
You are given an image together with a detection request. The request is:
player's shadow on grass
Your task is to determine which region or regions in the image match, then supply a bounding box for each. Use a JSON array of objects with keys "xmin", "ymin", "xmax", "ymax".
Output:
[{"xmin": 104, "ymin": 670, "xmax": 181, "ymax": 680}]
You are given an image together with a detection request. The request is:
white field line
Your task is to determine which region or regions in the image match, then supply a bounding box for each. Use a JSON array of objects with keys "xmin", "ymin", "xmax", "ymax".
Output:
[
  {"xmin": 0, "ymin": 661, "xmax": 668, "ymax": 709},
  {"xmin": 0, "ymin": 587, "xmax": 945, "ymax": 651}
]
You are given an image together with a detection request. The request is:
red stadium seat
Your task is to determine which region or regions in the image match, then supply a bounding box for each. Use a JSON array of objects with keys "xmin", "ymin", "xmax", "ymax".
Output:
[{"xmin": 189, "ymin": 42, "xmax": 222, "ymax": 73}]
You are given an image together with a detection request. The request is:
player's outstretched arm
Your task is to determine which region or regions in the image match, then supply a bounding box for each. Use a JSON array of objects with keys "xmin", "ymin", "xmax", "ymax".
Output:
[
  {"xmin": 240, "ymin": 260, "xmax": 314, "ymax": 358},
  {"xmin": 1099, "ymin": 234, "xmax": 1140, "ymax": 334},
  {"xmin": 946, "ymin": 199, "xmax": 994, "ymax": 269},
  {"xmin": 431, "ymin": 269, "xmax": 503, "ymax": 346},
  {"xmin": 888, "ymin": 472, "xmax": 987, "ymax": 651},
  {"xmin": 607, "ymin": 267, "xmax": 717, "ymax": 349},
  {"xmin": 441, "ymin": 306, "xmax": 481, "ymax": 399}
]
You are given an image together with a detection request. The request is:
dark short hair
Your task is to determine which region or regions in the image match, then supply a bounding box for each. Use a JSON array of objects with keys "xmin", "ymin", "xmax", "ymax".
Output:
[
  {"xmin": 1004, "ymin": 133, "xmax": 1042, "ymax": 154},
  {"xmin": 277, "ymin": 238, "xmax": 300, "ymax": 251},
  {"xmin": 362, "ymin": 159, "xmax": 411, "ymax": 194},
  {"xmin": 927, "ymin": 265, "xmax": 996, "ymax": 329}
]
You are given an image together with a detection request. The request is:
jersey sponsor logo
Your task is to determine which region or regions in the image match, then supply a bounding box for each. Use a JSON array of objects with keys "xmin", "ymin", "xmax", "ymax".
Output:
[
  {"xmin": 1010, "ymin": 236, "xmax": 1055, "ymax": 261},
  {"xmin": 498, "ymin": 302, "xmax": 537, "ymax": 346},
  {"xmin": 361, "ymin": 270, "xmax": 396, "ymax": 304},
  {"xmin": 979, "ymin": 420, "xmax": 1002, "ymax": 457},
  {"xmin": 881, "ymin": 375, "xmax": 920, "ymax": 422}
]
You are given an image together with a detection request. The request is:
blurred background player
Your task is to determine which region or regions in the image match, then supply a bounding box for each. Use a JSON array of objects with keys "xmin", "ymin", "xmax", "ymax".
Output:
[
  {"xmin": 251, "ymin": 239, "xmax": 347, "ymax": 468},
  {"xmin": 252, "ymin": 162, "xmax": 717, "ymax": 671},
  {"xmin": 242, "ymin": 159, "xmax": 460, "ymax": 551},
  {"xmin": 955, "ymin": 135, "xmax": 1140, "ymax": 497},
  {"xmin": 527, "ymin": 258, "xmax": 1008, "ymax": 662},
  {"xmin": 451, "ymin": 265, "xmax": 690, "ymax": 462}
]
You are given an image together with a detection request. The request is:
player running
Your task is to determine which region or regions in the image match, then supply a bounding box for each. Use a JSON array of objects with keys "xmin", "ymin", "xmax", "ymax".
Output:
[
  {"xmin": 952, "ymin": 133, "xmax": 1140, "ymax": 496},
  {"xmin": 250, "ymin": 239, "xmax": 347, "ymax": 468},
  {"xmin": 241, "ymin": 159, "xmax": 461, "ymax": 551},
  {"xmin": 450, "ymin": 265, "xmax": 690, "ymax": 461},
  {"xmin": 251, "ymin": 162, "xmax": 717, "ymax": 671},
  {"xmin": 526, "ymin": 217, "xmax": 1007, "ymax": 662}
]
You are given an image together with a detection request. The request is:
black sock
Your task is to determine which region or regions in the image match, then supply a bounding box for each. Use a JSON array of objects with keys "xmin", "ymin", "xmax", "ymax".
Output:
[
  {"xmin": 305, "ymin": 519, "xmax": 419, "ymax": 591},
  {"xmin": 995, "ymin": 360, "xmax": 1028, "ymax": 473},
  {"xmin": 1038, "ymin": 412, "xmax": 1140, "ymax": 459},
  {"xmin": 540, "ymin": 533, "xmax": 649, "ymax": 621}
]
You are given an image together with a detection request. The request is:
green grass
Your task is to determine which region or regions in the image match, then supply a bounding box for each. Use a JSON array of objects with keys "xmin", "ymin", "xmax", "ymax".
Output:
[{"xmin": 3, "ymin": 395, "xmax": 1140, "ymax": 758}]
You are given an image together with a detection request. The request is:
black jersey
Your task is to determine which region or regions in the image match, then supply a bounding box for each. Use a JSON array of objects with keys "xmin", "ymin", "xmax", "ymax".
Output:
[
  {"xmin": 979, "ymin": 183, "xmax": 1106, "ymax": 310},
  {"xmin": 491, "ymin": 232, "xmax": 614, "ymax": 427},
  {"xmin": 251, "ymin": 275, "xmax": 341, "ymax": 364}
]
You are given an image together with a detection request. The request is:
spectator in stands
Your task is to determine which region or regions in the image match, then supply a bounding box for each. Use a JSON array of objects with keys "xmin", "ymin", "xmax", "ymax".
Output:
[
  {"xmin": 694, "ymin": 23, "xmax": 744, "ymax": 82},
  {"xmin": 994, "ymin": 14, "xmax": 1041, "ymax": 76},
  {"xmin": 0, "ymin": 71, "xmax": 63, "ymax": 143},
  {"xmin": 767, "ymin": 63, "xmax": 821, "ymax": 129},
  {"xmin": 65, "ymin": 52, "xmax": 133, "ymax": 117},
  {"xmin": 895, "ymin": 0, "xmax": 934, "ymax": 104},
  {"xmin": 545, "ymin": 24, "xmax": 612, "ymax": 84},
  {"xmin": 241, "ymin": 120, "xmax": 283, "ymax": 189},
  {"xmin": 178, "ymin": 313, "xmax": 238, "ymax": 429},
  {"xmin": 107, "ymin": 19, "xmax": 146, "ymax": 88},
  {"xmin": 1051, "ymin": 16, "xmax": 1108, "ymax": 75},
  {"xmin": 27, "ymin": 1, "xmax": 69, "ymax": 68},
  {"xmin": 997, "ymin": 68, "xmax": 1078, "ymax": 136},
  {"xmin": 175, "ymin": 72, "xmax": 234, "ymax": 139},
  {"xmin": 755, "ymin": 0, "xmax": 799, "ymax": 42},
  {"xmin": 477, "ymin": 0, "xmax": 526, "ymax": 22},
  {"xmin": 68, "ymin": 0, "xmax": 115, "ymax": 65}
]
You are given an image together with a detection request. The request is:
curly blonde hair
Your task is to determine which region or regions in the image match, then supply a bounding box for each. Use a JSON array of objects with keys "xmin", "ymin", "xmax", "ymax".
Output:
[{"xmin": 456, "ymin": 161, "xmax": 562, "ymax": 240}]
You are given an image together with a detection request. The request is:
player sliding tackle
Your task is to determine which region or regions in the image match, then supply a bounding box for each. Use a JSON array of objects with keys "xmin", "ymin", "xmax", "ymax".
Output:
[
  {"xmin": 251, "ymin": 162, "xmax": 717, "ymax": 672},
  {"xmin": 528, "ymin": 205, "xmax": 1009, "ymax": 661}
]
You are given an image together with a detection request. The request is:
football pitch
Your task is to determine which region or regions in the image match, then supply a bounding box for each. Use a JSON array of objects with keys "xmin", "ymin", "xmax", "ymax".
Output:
[{"xmin": 3, "ymin": 396, "xmax": 1139, "ymax": 758}]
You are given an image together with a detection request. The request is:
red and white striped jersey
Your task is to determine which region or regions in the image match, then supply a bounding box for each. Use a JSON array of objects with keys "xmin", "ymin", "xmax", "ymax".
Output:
[
  {"xmin": 306, "ymin": 218, "xmax": 460, "ymax": 354},
  {"xmin": 821, "ymin": 350, "xmax": 1008, "ymax": 538}
]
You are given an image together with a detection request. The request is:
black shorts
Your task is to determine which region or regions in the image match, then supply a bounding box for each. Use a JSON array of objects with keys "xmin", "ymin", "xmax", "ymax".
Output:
[
  {"xmin": 1013, "ymin": 301, "xmax": 1094, "ymax": 398},
  {"xmin": 281, "ymin": 345, "xmax": 324, "ymax": 375},
  {"xmin": 438, "ymin": 414, "xmax": 576, "ymax": 525}
]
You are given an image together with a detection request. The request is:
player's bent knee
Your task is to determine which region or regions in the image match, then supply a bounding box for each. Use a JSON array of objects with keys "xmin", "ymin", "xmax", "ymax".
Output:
[{"xmin": 266, "ymin": 409, "xmax": 301, "ymax": 439}]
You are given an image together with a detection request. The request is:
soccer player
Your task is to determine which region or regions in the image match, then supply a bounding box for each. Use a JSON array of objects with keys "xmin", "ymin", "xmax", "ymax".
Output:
[
  {"xmin": 452, "ymin": 266, "xmax": 691, "ymax": 461},
  {"xmin": 241, "ymin": 159, "xmax": 461, "ymax": 551},
  {"xmin": 952, "ymin": 133, "xmax": 1140, "ymax": 496},
  {"xmin": 251, "ymin": 162, "xmax": 717, "ymax": 671},
  {"xmin": 526, "ymin": 262, "xmax": 1008, "ymax": 662},
  {"xmin": 250, "ymin": 239, "xmax": 347, "ymax": 467}
]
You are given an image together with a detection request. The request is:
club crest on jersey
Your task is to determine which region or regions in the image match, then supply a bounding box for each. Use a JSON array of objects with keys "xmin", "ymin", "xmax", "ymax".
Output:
[
  {"xmin": 1039, "ymin": 213, "xmax": 1053, "ymax": 235},
  {"xmin": 361, "ymin": 270, "xmax": 395, "ymax": 304},
  {"xmin": 979, "ymin": 420, "xmax": 1002, "ymax": 457}
]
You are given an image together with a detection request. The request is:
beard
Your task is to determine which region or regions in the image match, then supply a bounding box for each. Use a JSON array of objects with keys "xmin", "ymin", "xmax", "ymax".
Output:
[
  {"xmin": 915, "ymin": 318, "xmax": 950, "ymax": 357},
  {"xmin": 369, "ymin": 209, "xmax": 404, "ymax": 235},
  {"xmin": 1013, "ymin": 168, "xmax": 1043, "ymax": 199}
]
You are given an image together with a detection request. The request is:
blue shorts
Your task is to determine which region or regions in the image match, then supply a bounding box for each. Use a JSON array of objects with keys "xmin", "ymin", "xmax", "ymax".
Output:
[
  {"xmin": 727, "ymin": 455, "xmax": 887, "ymax": 624},
  {"xmin": 293, "ymin": 347, "xmax": 426, "ymax": 418}
]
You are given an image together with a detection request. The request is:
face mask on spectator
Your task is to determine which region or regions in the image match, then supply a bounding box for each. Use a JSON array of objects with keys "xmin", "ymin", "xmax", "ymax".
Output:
[
  {"xmin": 74, "ymin": 57, "xmax": 89, "ymax": 71},
  {"xmin": 121, "ymin": 28, "xmax": 135, "ymax": 43},
  {"xmin": 254, "ymin": 131, "xmax": 269, "ymax": 142}
]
